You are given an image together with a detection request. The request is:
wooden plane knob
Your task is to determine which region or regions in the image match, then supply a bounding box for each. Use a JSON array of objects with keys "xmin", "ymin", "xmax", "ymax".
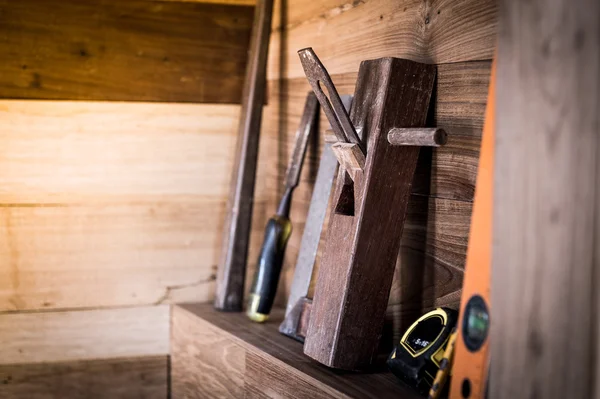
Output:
[{"xmin": 387, "ymin": 127, "xmax": 447, "ymax": 147}]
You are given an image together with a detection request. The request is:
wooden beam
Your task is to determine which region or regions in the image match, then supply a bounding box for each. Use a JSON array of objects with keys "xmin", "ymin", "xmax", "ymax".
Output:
[
  {"xmin": 0, "ymin": 356, "xmax": 167, "ymax": 399},
  {"xmin": 0, "ymin": 306, "xmax": 169, "ymax": 364},
  {"xmin": 492, "ymin": 0, "xmax": 599, "ymax": 397},
  {"xmin": 0, "ymin": 0, "xmax": 253, "ymax": 103}
]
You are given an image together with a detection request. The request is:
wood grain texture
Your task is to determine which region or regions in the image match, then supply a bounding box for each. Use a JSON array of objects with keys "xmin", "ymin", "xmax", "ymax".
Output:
[
  {"xmin": 0, "ymin": 101, "xmax": 273, "ymax": 312},
  {"xmin": 244, "ymin": 351, "xmax": 341, "ymax": 399},
  {"xmin": 0, "ymin": 202, "xmax": 262, "ymax": 311},
  {"xmin": 0, "ymin": 356, "xmax": 167, "ymax": 399},
  {"xmin": 0, "ymin": 306, "xmax": 169, "ymax": 364},
  {"xmin": 268, "ymin": 0, "xmax": 497, "ymax": 80},
  {"xmin": 0, "ymin": 0, "xmax": 252, "ymax": 103},
  {"xmin": 271, "ymin": 0, "xmax": 351, "ymax": 31},
  {"xmin": 389, "ymin": 196, "xmax": 470, "ymax": 333},
  {"xmin": 0, "ymin": 101, "xmax": 240, "ymax": 203},
  {"xmin": 265, "ymin": 62, "xmax": 491, "ymax": 140},
  {"xmin": 171, "ymin": 304, "xmax": 245, "ymax": 398},
  {"xmin": 172, "ymin": 304, "xmax": 421, "ymax": 399},
  {"xmin": 492, "ymin": 0, "xmax": 599, "ymax": 398}
]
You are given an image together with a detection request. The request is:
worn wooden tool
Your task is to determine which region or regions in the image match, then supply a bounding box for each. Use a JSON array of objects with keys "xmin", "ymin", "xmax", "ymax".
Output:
[
  {"xmin": 214, "ymin": 0, "xmax": 274, "ymax": 311},
  {"xmin": 298, "ymin": 48, "xmax": 439, "ymax": 370},
  {"xmin": 449, "ymin": 59, "xmax": 495, "ymax": 399},
  {"xmin": 279, "ymin": 96, "xmax": 353, "ymax": 342}
]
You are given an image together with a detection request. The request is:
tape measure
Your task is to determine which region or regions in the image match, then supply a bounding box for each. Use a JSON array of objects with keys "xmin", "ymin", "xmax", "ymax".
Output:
[{"xmin": 387, "ymin": 308, "xmax": 458, "ymax": 395}]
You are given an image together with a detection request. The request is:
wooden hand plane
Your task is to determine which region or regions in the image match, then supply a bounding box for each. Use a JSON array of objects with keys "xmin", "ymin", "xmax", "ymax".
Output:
[{"xmin": 297, "ymin": 48, "xmax": 445, "ymax": 370}]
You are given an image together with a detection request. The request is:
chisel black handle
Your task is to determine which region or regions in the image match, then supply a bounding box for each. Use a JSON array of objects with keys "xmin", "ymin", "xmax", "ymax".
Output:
[{"xmin": 247, "ymin": 215, "xmax": 292, "ymax": 322}]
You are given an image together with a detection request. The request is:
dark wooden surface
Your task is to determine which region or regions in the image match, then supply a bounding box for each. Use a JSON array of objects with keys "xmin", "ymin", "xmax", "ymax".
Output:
[
  {"xmin": 0, "ymin": 0, "xmax": 253, "ymax": 103},
  {"xmin": 172, "ymin": 303, "xmax": 421, "ymax": 399},
  {"xmin": 492, "ymin": 0, "xmax": 599, "ymax": 397},
  {"xmin": 304, "ymin": 58, "xmax": 436, "ymax": 370},
  {"xmin": 0, "ymin": 356, "xmax": 167, "ymax": 399}
]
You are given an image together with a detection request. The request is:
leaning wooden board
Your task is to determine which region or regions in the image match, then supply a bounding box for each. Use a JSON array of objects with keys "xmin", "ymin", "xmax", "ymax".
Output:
[{"xmin": 0, "ymin": 0, "xmax": 253, "ymax": 103}]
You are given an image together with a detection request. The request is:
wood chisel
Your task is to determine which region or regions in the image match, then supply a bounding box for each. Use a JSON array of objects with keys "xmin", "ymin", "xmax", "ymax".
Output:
[
  {"xmin": 247, "ymin": 92, "xmax": 319, "ymax": 322},
  {"xmin": 279, "ymin": 95, "xmax": 353, "ymax": 341}
]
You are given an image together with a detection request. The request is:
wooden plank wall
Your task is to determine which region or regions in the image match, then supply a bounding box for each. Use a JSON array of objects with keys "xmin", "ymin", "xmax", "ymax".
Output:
[
  {"xmin": 0, "ymin": 1, "xmax": 255, "ymax": 398},
  {"xmin": 256, "ymin": 0, "xmax": 498, "ymax": 334},
  {"xmin": 0, "ymin": 0, "xmax": 253, "ymax": 103}
]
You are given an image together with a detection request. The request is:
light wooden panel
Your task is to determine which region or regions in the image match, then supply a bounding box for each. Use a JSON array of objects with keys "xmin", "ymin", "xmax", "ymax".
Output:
[
  {"xmin": 0, "ymin": 306, "xmax": 169, "ymax": 364},
  {"xmin": 0, "ymin": 201, "xmax": 262, "ymax": 311},
  {"xmin": 272, "ymin": 0, "xmax": 356, "ymax": 31},
  {"xmin": 0, "ymin": 101, "xmax": 272, "ymax": 311},
  {"xmin": 492, "ymin": 0, "xmax": 599, "ymax": 397},
  {"xmin": 0, "ymin": 101, "xmax": 240, "ymax": 203},
  {"xmin": 268, "ymin": 0, "xmax": 497, "ymax": 80},
  {"xmin": 0, "ymin": 0, "xmax": 253, "ymax": 103},
  {"xmin": 0, "ymin": 356, "xmax": 167, "ymax": 399}
]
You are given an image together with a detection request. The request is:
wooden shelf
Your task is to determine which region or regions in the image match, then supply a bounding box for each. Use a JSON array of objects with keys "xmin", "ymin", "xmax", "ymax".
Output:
[{"xmin": 171, "ymin": 303, "xmax": 420, "ymax": 398}]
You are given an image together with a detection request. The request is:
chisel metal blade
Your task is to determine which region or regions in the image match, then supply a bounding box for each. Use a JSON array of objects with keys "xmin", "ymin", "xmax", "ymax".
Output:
[
  {"xmin": 284, "ymin": 92, "xmax": 319, "ymax": 189},
  {"xmin": 298, "ymin": 48, "xmax": 364, "ymax": 155}
]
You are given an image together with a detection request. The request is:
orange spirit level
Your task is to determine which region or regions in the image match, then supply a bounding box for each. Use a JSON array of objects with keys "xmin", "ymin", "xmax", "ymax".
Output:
[{"xmin": 449, "ymin": 59, "xmax": 495, "ymax": 399}]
